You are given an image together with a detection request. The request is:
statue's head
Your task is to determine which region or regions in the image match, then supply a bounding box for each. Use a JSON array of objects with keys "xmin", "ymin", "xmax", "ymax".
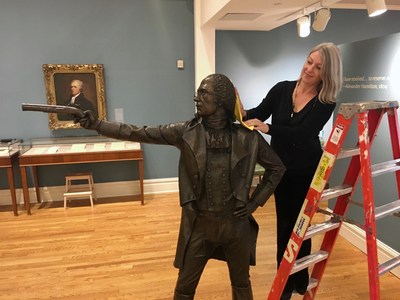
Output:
[{"xmin": 194, "ymin": 74, "xmax": 236, "ymax": 121}]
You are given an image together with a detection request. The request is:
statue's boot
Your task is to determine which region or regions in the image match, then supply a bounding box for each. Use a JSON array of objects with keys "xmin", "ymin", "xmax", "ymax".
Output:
[
  {"xmin": 173, "ymin": 289, "xmax": 194, "ymax": 300},
  {"xmin": 232, "ymin": 284, "xmax": 254, "ymax": 300}
]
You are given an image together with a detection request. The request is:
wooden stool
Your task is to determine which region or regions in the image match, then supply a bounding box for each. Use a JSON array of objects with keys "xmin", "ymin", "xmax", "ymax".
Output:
[{"xmin": 63, "ymin": 172, "xmax": 96, "ymax": 209}]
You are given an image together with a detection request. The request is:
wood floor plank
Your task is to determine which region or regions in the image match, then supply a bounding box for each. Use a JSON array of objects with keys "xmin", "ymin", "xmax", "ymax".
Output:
[{"xmin": 0, "ymin": 193, "xmax": 399, "ymax": 299}]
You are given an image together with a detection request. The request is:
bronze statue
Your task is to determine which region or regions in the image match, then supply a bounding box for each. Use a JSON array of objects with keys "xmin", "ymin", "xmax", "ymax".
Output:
[{"xmin": 73, "ymin": 74, "xmax": 285, "ymax": 299}]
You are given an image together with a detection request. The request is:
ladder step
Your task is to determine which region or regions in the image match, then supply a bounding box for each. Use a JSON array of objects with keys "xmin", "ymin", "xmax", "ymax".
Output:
[
  {"xmin": 305, "ymin": 220, "xmax": 341, "ymax": 240},
  {"xmin": 321, "ymin": 184, "xmax": 353, "ymax": 201},
  {"xmin": 375, "ymin": 199, "xmax": 400, "ymax": 220},
  {"xmin": 338, "ymin": 101, "xmax": 399, "ymax": 117},
  {"xmin": 337, "ymin": 146, "xmax": 360, "ymax": 159},
  {"xmin": 292, "ymin": 277, "xmax": 319, "ymax": 296},
  {"xmin": 379, "ymin": 255, "xmax": 400, "ymax": 276},
  {"xmin": 308, "ymin": 277, "xmax": 318, "ymax": 290},
  {"xmin": 371, "ymin": 159, "xmax": 400, "ymax": 177},
  {"xmin": 290, "ymin": 250, "xmax": 329, "ymax": 274}
]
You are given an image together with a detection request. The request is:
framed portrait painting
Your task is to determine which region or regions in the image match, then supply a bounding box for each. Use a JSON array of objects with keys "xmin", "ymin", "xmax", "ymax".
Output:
[{"xmin": 43, "ymin": 64, "xmax": 107, "ymax": 130}]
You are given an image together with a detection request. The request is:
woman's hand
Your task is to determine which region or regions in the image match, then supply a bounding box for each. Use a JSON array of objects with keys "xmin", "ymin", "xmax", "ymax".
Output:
[{"xmin": 244, "ymin": 118, "xmax": 269, "ymax": 133}]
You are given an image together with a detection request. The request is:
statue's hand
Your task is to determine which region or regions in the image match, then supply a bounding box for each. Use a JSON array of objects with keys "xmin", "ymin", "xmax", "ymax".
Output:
[
  {"xmin": 233, "ymin": 201, "xmax": 259, "ymax": 218},
  {"xmin": 74, "ymin": 110, "xmax": 99, "ymax": 130}
]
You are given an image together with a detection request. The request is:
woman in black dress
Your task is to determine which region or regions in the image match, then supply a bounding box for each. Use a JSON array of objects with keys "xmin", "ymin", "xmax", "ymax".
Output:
[{"xmin": 241, "ymin": 42, "xmax": 343, "ymax": 299}]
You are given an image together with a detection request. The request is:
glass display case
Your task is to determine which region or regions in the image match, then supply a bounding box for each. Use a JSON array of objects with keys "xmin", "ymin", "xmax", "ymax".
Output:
[
  {"xmin": 0, "ymin": 138, "xmax": 22, "ymax": 216},
  {"xmin": 19, "ymin": 135, "xmax": 140, "ymax": 156},
  {"xmin": 0, "ymin": 138, "xmax": 22, "ymax": 156}
]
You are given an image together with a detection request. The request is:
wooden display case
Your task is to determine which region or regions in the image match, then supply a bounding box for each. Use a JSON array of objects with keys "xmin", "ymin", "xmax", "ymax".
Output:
[
  {"xmin": 19, "ymin": 136, "xmax": 144, "ymax": 215},
  {"xmin": 0, "ymin": 139, "xmax": 22, "ymax": 216}
]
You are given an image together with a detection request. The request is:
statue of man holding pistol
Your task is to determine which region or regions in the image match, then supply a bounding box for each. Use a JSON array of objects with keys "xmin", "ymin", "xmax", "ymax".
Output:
[{"xmin": 24, "ymin": 73, "xmax": 285, "ymax": 299}]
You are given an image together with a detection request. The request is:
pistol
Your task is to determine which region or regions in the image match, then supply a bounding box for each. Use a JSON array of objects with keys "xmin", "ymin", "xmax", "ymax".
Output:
[{"xmin": 21, "ymin": 103, "xmax": 84, "ymax": 118}]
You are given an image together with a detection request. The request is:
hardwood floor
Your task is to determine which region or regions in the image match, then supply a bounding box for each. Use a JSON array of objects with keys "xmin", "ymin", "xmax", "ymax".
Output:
[{"xmin": 0, "ymin": 193, "xmax": 399, "ymax": 299}]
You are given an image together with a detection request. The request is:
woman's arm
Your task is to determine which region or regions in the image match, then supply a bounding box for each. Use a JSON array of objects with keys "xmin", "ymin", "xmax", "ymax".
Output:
[{"xmin": 244, "ymin": 82, "xmax": 286, "ymax": 121}]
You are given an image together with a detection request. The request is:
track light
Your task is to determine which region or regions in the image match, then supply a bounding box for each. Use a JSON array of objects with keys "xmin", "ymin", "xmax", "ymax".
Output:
[
  {"xmin": 297, "ymin": 15, "xmax": 310, "ymax": 38},
  {"xmin": 366, "ymin": 0, "xmax": 387, "ymax": 17},
  {"xmin": 312, "ymin": 8, "xmax": 331, "ymax": 31}
]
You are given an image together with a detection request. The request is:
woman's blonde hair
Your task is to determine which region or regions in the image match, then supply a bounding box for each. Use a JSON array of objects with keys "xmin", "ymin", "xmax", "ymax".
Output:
[{"xmin": 301, "ymin": 42, "xmax": 343, "ymax": 104}]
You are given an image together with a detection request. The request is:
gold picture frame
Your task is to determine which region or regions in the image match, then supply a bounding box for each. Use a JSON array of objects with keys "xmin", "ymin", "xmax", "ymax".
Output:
[{"xmin": 43, "ymin": 64, "xmax": 107, "ymax": 130}]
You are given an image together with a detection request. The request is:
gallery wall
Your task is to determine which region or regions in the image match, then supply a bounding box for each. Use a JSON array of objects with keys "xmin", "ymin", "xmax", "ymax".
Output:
[
  {"xmin": 333, "ymin": 32, "xmax": 400, "ymax": 251},
  {"xmin": 217, "ymin": 10, "xmax": 400, "ymax": 109},
  {"xmin": 0, "ymin": 0, "xmax": 195, "ymax": 189}
]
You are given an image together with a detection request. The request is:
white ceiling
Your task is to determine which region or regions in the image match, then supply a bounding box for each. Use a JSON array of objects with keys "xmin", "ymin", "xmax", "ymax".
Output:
[{"xmin": 202, "ymin": 0, "xmax": 400, "ymax": 31}]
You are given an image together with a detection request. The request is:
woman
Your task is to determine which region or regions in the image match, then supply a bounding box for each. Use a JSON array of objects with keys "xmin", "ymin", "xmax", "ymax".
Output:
[{"xmin": 241, "ymin": 42, "xmax": 342, "ymax": 299}]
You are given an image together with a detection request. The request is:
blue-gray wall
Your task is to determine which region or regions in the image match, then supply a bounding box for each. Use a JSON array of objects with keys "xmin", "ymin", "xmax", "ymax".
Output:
[
  {"xmin": 217, "ymin": 10, "xmax": 400, "ymax": 107},
  {"xmin": 216, "ymin": 9, "xmax": 400, "ymax": 251},
  {"xmin": 333, "ymin": 33, "xmax": 400, "ymax": 252},
  {"xmin": 0, "ymin": 0, "xmax": 194, "ymax": 188}
]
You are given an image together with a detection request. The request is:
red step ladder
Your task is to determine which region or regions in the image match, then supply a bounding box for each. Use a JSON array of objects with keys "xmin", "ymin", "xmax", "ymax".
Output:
[{"xmin": 267, "ymin": 101, "xmax": 400, "ymax": 300}]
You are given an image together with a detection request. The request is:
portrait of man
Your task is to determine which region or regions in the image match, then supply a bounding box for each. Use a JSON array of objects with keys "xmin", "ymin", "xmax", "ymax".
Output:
[
  {"xmin": 43, "ymin": 64, "xmax": 106, "ymax": 130},
  {"xmin": 54, "ymin": 74, "xmax": 99, "ymax": 121}
]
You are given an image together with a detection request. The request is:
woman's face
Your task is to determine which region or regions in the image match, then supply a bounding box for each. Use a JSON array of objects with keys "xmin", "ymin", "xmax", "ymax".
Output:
[{"xmin": 301, "ymin": 50, "xmax": 323, "ymax": 86}]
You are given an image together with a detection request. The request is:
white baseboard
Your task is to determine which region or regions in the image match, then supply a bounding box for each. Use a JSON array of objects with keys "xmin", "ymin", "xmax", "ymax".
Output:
[
  {"xmin": 0, "ymin": 177, "xmax": 179, "ymax": 205},
  {"xmin": 339, "ymin": 221, "xmax": 400, "ymax": 278},
  {"xmin": 0, "ymin": 175, "xmax": 262, "ymax": 206}
]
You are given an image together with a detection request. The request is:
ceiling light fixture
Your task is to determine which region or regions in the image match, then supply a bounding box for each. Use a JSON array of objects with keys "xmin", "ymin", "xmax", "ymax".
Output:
[
  {"xmin": 312, "ymin": 8, "xmax": 331, "ymax": 31},
  {"xmin": 366, "ymin": 0, "xmax": 387, "ymax": 17},
  {"xmin": 297, "ymin": 15, "xmax": 310, "ymax": 38}
]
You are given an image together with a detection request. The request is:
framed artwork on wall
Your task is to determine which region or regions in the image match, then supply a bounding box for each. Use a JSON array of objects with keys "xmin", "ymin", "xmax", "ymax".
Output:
[{"xmin": 43, "ymin": 64, "xmax": 107, "ymax": 130}]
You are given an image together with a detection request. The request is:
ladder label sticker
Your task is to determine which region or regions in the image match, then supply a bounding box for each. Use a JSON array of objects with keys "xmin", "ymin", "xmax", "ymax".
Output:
[
  {"xmin": 283, "ymin": 200, "xmax": 311, "ymax": 263},
  {"xmin": 283, "ymin": 239, "xmax": 299, "ymax": 263},
  {"xmin": 294, "ymin": 200, "xmax": 311, "ymax": 238},
  {"xmin": 310, "ymin": 152, "xmax": 335, "ymax": 193},
  {"xmin": 330, "ymin": 123, "xmax": 345, "ymax": 145}
]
